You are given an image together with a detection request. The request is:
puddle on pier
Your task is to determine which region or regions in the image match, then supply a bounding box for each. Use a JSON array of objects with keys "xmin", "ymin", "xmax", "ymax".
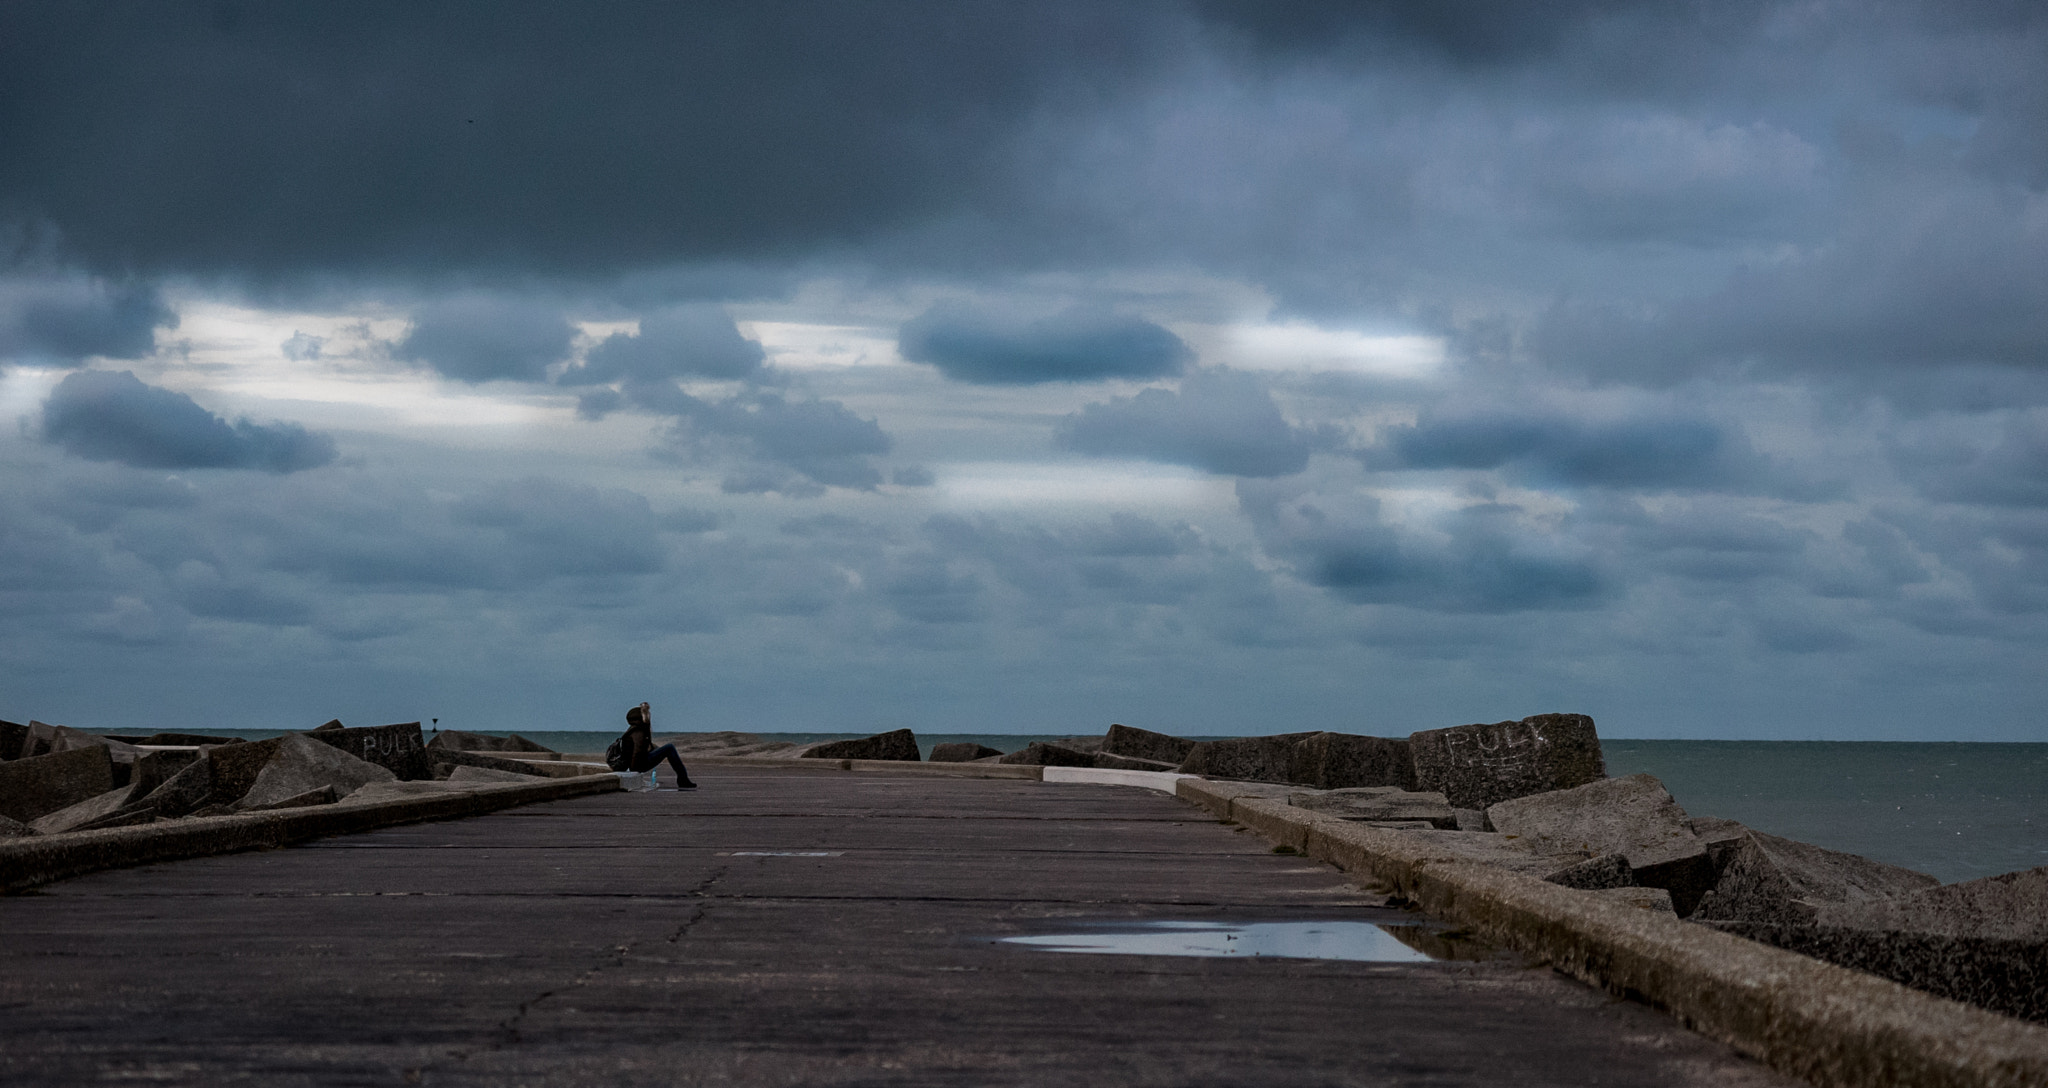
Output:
[{"xmin": 998, "ymin": 920, "xmax": 1496, "ymax": 963}]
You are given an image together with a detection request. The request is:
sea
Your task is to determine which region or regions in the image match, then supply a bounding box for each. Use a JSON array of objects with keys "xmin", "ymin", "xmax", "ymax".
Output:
[{"xmin": 205, "ymin": 727, "xmax": 2046, "ymax": 886}]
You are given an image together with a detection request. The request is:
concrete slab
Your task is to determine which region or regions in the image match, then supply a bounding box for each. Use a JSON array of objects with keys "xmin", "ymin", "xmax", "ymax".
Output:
[{"xmin": 0, "ymin": 769, "xmax": 1798, "ymax": 1087}]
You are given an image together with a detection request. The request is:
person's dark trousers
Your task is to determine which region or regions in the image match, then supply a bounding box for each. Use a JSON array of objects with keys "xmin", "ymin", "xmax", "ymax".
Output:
[{"xmin": 631, "ymin": 742, "xmax": 694, "ymax": 786}]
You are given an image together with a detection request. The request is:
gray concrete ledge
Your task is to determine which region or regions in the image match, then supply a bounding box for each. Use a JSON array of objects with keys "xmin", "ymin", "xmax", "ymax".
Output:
[
  {"xmin": 0, "ymin": 773, "xmax": 621, "ymax": 895},
  {"xmin": 1177, "ymin": 778, "xmax": 2048, "ymax": 1088}
]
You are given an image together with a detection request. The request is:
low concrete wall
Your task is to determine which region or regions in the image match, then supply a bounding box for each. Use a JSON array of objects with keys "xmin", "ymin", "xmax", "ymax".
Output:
[
  {"xmin": 1177, "ymin": 778, "xmax": 2048, "ymax": 1088},
  {"xmin": 0, "ymin": 773, "xmax": 621, "ymax": 894}
]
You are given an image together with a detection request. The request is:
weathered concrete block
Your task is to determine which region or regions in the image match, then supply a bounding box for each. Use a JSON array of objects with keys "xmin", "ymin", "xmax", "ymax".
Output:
[
  {"xmin": 1688, "ymin": 815, "xmax": 1750, "ymax": 874},
  {"xmin": 997, "ymin": 742, "xmax": 1095, "ymax": 767},
  {"xmin": 1409, "ymin": 713, "xmax": 1606, "ymax": 810},
  {"xmin": 1100, "ymin": 723, "xmax": 1196, "ymax": 765},
  {"xmin": 1545, "ymin": 853, "xmax": 1635, "ymax": 891},
  {"xmin": 1590, "ymin": 887, "xmax": 1675, "ymax": 913},
  {"xmin": 427, "ymin": 728, "xmax": 555, "ymax": 754},
  {"xmin": 928, "ymin": 742, "xmax": 1004, "ymax": 762},
  {"xmin": 1287, "ymin": 732, "xmax": 1417, "ymax": 790},
  {"xmin": 236, "ymin": 784, "xmax": 340, "ymax": 811},
  {"xmin": 1689, "ymin": 829, "xmax": 1941, "ymax": 927},
  {"xmin": 1090, "ymin": 751, "xmax": 1177, "ymax": 772},
  {"xmin": 0, "ymin": 719, "xmax": 27, "ymax": 761},
  {"xmin": 1818, "ymin": 864, "xmax": 2048, "ymax": 941},
  {"xmin": 802, "ymin": 729, "xmax": 921, "ymax": 762},
  {"xmin": 1487, "ymin": 773, "xmax": 1714, "ymax": 915},
  {"xmin": 203, "ymin": 738, "xmax": 281, "ymax": 805},
  {"xmin": 304, "ymin": 722, "xmax": 433, "ymax": 780},
  {"xmin": 1454, "ymin": 808, "xmax": 1490, "ymax": 832},
  {"xmin": 1289, "ymin": 787, "xmax": 1456, "ymax": 829},
  {"xmin": 30, "ymin": 786, "xmax": 142, "ymax": 835},
  {"xmin": 1708, "ymin": 921, "xmax": 2048, "ymax": 1023},
  {"xmin": 127, "ymin": 749, "xmax": 198, "ymax": 801},
  {"xmin": 428, "ymin": 748, "xmax": 550, "ymax": 779},
  {"xmin": 238, "ymin": 734, "xmax": 398, "ymax": 810},
  {"xmin": 801, "ymin": 728, "xmax": 921, "ymax": 761},
  {"xmin": 0, "ymin": 745, "xmax": 116, "ymax": 823},
  {"xmin": 138, "ymin": 757, "xmax": 217, "ymax": 818},
  {"xmin": 1175, "ymin": 732, "xmax": 1318, "ymax": 783}
]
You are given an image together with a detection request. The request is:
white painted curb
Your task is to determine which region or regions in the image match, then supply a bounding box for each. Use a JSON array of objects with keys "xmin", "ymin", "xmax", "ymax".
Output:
[{"xmin": 1040, "ymin": 767, "xmax": 1192, "ymax": 793}]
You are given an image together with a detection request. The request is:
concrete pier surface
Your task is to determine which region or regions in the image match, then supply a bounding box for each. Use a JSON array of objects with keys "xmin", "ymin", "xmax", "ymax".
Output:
[{"xmin": 0, "ymin": 768, "xmax": 1797, "ymax": 1086}]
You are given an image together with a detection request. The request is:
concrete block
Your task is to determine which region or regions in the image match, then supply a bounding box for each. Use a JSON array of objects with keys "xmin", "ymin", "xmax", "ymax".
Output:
[
  {"xmin": 1287, "ymin": 732, "xmax": 1417, "ymax": 790},
  {"xmin": 1690, "ymin": 829, "xmax": 1941, "ymax": 927},
  {"xmin": 427, "ymin": 728, "xmax": 555, "ymax": 753},
  {"xmin": 136, "ymin": 757, "xmax": 216, "ymax": 818},
  {"xmin": 1488, "ymin": 773, "xmax": 1714, "ymax": 915},
  {"xmin": 237, "ymin": 734, "xmax": 397, "ymax": 810},
  {"xmin": 1710, "ymin": 921, "xmax": 2048, "ymax": 1024},
  {"xmin": 0, "ymin": 814, "xmax": 33, "ymax": 838},
  {"xmin": 1454, "ymin": 808, "xmax": 1490, "ymax": 831},
  {"xmin": 1689, "ymin": 815, "xmax": 1750, "ymax": 873},
  {"xmin": 303, "ymin": 721, "xmax": 433, "ymax": 780},
  {"xmin": 29, "ymin": 786, "xmax": 141, "ymax": 835},
  {"xmin": 1089, "ymin": 751, "xmax": 1177, "ymax": 772},
  {"xmin": 928, "ymin": 742, "xmax": 1003, "ymax": 762},
  {"xmin": 1174, "ymin": 732, "xmax": 1318, "ymax": 783},
  {"xmin": 1819, "ymin": 864, "xmax": 2048, "ymax": 941},
  {"xmin": 1589, "ymin": 887, "xmax": 1675, "ymax": 913},
  {"xmin": 1545, "ymin": 853, "xmax": 1635, "ymax": 891},
  {"xmin": 1099, "ymin": 723, "xmax": 1196, "ymax": 765},
  {"xmin": 128, "ymin": 749, "xmax": 199, "ymax": 800},
  {"xmin": 997, "ymin": 742, "xmax": 1095, "ymax": 767},
  {"xmin": 0, "ymin": 719, "xmax": 27, "ymax": 761},
  {"xmin": 1288, "ymin": 787, "xmax": 1456, "ymax": 829},
  {"xmin": 202, "ymin": 738, "xmax": 281, "ymax": 805},
  {"xmin": 1409, "ymin": 713, "xmax": 1606, "ymax": 810},
  {"xmin": 238, "ymin": 784, "xmax": 341, "ymax": 812},
  {"xmin": 801, "ymin": 728, "xmax": 920, "ymax": 762},
  {"xmin": 0, "ymin": 745, "xmax": 116, "ymax": 823}
]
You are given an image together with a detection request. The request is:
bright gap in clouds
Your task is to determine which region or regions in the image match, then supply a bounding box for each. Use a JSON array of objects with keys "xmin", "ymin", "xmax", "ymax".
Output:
[
  {"xmin": 741, "ymin": 321, "xmax": 908, "ymax": 370},
  {"xmin": 1186, "ymin": 322, "xmax": 1446, "ymax": 377},
  {"xmin": 937, "ymin": 460, "xmax": 1226, "ymax": 508}
]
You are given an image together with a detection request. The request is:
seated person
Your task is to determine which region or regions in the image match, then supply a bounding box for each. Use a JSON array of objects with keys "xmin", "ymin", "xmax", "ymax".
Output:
[{"xmin": 623, "ymin": 702, "xmax": 697, "ymax": 789}]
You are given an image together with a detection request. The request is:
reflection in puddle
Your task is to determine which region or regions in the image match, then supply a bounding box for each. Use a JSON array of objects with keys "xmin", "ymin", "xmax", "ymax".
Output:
[{"xmin": 999, "ymin": 921, "xmax": 1440, "ymax": 962}]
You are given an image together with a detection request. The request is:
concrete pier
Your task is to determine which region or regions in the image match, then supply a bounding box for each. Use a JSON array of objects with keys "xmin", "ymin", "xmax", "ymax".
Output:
[{"xmin": 0, "ymin": 768, "xmax": 1795, "ymax": 1086}]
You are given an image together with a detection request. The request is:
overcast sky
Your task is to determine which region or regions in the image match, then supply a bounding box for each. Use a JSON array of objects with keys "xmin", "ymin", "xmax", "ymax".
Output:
[{"xmin": 2, "ymin": 1, "xmax": 2043, "ymax": 740}]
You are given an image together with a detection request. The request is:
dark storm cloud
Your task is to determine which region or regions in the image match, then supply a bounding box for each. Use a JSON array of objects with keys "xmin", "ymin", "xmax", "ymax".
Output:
[
  {"xmin": 40, "ymin": 370, "xmax": 335, "ymax": 473},
  {"xmin": 560, "ymin": 305, "xmax": 767, "ymax": 386},
  {"xmin": 393, "ymin": 297, "xmax": 576, "ymax": 383},
  {"xmin": 897, "ymin": 302, "xmax": 1192, "ymax": 385},
  {"xmin": 1366, "ymin": 408, "xmax": 1820, "ymax": 495},
  {"xmin": 0, "ymin": 276, "xmax": 175, "ymax": 365},
  {"xmin": 1057, "ymin": 369, "xmax": 1310, "ymax": 476},
  {"xmin": 0, "ymin": 1, "xmax": 1177, "ymax": 280}
]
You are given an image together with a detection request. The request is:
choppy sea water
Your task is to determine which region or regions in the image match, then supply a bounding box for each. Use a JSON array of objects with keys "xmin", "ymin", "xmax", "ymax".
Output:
[{"xmin": 204, "ymin": 727, "xmax": 2044, "ymax": 885}]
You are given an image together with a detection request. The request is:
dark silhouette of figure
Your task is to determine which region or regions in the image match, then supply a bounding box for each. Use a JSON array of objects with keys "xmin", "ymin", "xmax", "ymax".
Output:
[{"xmin": 624, "ymin": 702, "xmax": 696, "ymax": 789}]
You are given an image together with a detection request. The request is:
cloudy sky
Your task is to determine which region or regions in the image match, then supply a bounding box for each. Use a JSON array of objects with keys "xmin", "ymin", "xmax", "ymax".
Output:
[{"xmin": 2, "ymin": 2, "xmax": 2043, "ymax": 740}]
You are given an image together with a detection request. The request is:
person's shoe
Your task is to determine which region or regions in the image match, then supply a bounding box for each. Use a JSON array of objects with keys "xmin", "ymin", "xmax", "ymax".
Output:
[{"xmin": 678, "ymin": 779, "xmax": 699, "ymax": 789}]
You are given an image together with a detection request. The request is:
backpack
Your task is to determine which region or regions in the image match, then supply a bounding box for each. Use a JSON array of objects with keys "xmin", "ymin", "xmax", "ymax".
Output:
[{"xmin": 605, "ymin": 732, "xmax": 631, "ymax": 772}]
